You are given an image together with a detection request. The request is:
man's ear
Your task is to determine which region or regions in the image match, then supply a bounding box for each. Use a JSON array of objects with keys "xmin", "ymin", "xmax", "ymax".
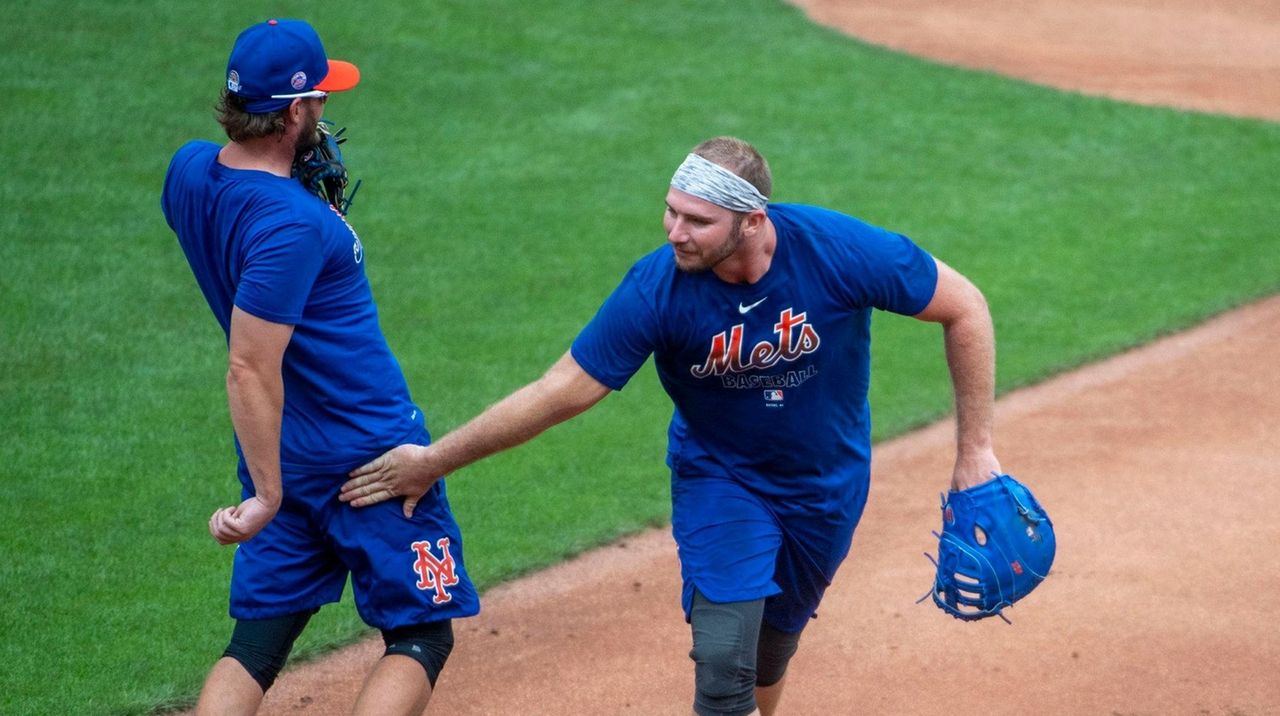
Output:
[
  {"xmin": 741, "ymin": 208, "xmax": 768, "ymax": 236},
  {"xmin": 287, "ymin": 97, "xmax": 306, "ymax": 123}
]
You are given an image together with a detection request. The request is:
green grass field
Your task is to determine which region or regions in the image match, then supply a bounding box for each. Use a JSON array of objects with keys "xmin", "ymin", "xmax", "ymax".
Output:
[{"xmin": 1, "ymin": 1, "xmax": 1277, "ymax": 713}]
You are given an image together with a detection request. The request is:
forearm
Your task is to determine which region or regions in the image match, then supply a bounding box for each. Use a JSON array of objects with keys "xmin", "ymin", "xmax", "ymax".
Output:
[
  {"xmin": 430, "ymin": 370, "xmax": 599, "ymax": 474},
  {"xmin": 913, "ymin": 259, "xmax": 1000, "ymax": 489},
  {"xmin": 341, "ymin": 352, "xmax": 611, "ymax": 513},
  {"xmin": 942, "ymin": 300, "xmax": 997, "ymax": 459},
  {"xmin": 226, "ymin": 363, "xmax": 284, "ymax": 507}
]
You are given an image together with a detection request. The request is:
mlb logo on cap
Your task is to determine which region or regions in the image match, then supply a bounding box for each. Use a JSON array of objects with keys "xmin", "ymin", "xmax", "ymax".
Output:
[{"xmin": 226, "ymin": 18, "xmax": 360, "ymax": 114}]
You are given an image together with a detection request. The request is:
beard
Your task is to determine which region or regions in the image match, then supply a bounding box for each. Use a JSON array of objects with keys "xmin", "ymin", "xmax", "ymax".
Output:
[
  {"xmin": 297, "ymin": 125, "xmax": 322, "ymax": 152},
  {"xmin": 674, "ymin": 218, "xmax": 745, "ymax": 274},
  {"xmin": 293, "ymin": 103, "xmax": 325, "ymax": 154}
]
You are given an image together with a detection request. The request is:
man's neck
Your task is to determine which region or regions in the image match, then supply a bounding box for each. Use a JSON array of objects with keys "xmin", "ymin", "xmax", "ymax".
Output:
[
  {"xmin": 218, "ymin": 136, "xmax": 295, "ymax": 178},
  {"xmin": 713, "ymin": 218, "xmax": 778, "ymax": 285}
]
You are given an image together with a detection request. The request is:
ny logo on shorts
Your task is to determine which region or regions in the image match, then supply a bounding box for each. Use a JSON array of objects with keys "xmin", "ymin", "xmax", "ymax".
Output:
[{"xmin": 410, "ymin": 537, "xmax": 460, "ymax": 604}]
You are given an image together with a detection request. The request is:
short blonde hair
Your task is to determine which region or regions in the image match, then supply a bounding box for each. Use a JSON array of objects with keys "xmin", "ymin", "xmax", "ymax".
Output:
[{"xmin": 691, "ymin": 136, "xmax": 772, "ymax": 199}]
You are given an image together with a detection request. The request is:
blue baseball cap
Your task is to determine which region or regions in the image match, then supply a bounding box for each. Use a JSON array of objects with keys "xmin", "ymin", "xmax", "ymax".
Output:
[{"xmin": 226, "ymin": 18, "xmax": 361, "ymax": 113}]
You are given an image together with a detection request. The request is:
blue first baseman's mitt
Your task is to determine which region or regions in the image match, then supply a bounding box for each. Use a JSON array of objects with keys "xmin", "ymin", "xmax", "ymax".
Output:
[
  {"xmin": 293, "ymin": 119, "xmax": 362, "ymax": 215},
  {"xmin": 921, "ymin": 473, "xmax": 1055, "ymax": 622}
]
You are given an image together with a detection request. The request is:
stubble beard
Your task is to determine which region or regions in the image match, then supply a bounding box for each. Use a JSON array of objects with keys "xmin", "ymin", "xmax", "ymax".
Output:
[{"xmin": 675, "ymin": 219, "xmax": 744, "ymax": 274}]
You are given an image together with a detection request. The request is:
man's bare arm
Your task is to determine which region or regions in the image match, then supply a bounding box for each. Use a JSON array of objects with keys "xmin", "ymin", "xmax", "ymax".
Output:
[
  {"xmin": 913, "ymin": 258, "xmax": 1001, "ymax": 491},
  {"xmin": 211, "ymin": 306, "xmax": 293, "ymax": 544},
  {"xmin": 340, "ymin": 350, "xmax": 611, "ymax": 516}
]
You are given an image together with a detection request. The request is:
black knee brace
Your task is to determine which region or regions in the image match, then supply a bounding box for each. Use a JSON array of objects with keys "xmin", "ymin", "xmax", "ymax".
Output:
[
  {"xmin": 755, "ymin": 621, "xmax": 802, "ymax": 687},
  {"xmin": 382, "ymin": 620, "xmax": 454, "ymax": 688},
  {"xmin": 688, "ymin": 590, "xmax": 764, "ymax": 716},
  {"xmin": 222, "ymin": 610, "xmax": 316, "ymax": 692}
]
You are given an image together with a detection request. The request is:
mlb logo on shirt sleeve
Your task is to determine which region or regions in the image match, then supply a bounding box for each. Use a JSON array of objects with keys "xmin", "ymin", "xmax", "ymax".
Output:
[{"xmin": 763, "ymin": 389, "xmax": 784, "ymax": 407}]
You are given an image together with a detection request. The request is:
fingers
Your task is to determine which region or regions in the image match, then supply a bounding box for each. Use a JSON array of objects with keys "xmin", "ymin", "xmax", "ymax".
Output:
[
  {"xmin": 341, "ymin": 445, "xmax": 434, "ymax": 509},
  {"xmin": 339, "ymin": 475, "xmax": 398, "ymax": 505},
  {"xmin": 341, "ymin": 457, "xmax": 392, "ymax": 499},
  {"xmin": 347, "ymin": 486, "xmax": 397, "ymax": 508},
  {"xmin": 208, "ymin": 501, "xmax": 271, "ymax": 545},
  {"xmin": 339, "ymin": 472, "xmax": 377, "ymax": 500},
  {"xmin": 208, "ymin": 506, "xmax": 242, "ymax": 545},
  {"xmin": 339, "ymin": 474, "xmax": 423, "ymax": 513},
  {"xmin": 347, "ymin": 454, "xmax": 385, "ymax": 479},
  {"xmin": 208, "ymin": 508, "xmax": 222, "ymax": 541}
]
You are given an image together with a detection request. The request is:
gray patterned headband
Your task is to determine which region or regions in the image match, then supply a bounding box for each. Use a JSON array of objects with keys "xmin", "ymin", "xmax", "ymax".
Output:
[{"xmin": 670, "ymin": 153, "xmax": 769, "ymax": 212}]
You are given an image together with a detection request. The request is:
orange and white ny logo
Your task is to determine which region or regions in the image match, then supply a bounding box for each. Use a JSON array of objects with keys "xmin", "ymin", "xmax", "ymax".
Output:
[{"xmin": 411, "ymin": 537, "xmax": 460, "ymax": 604}]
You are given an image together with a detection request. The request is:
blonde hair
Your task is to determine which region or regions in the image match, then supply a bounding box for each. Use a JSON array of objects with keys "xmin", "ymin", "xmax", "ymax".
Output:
[
  {"xmin": 691, "ymin": 136, "xmax": 772, "ymax": 199},
  {"xmin": 215, "ymin": 89, "xmax": 287, "ymax": 142}
]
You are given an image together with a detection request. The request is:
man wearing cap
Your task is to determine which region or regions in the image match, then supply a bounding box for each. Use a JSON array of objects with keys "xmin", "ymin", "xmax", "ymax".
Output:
[
  {"xmin": 161, "ymin": 18, "xmax": 478, "ymax": 715},
  {"xmin": 337, "ymin": 135, "xmax": 1003, "ymax": 715}
]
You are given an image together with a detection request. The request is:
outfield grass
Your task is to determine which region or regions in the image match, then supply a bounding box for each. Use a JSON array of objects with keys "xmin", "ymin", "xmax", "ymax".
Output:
[{"xmin": 1, "ymin": 1, "xmax": 1277, "ymax": 713}]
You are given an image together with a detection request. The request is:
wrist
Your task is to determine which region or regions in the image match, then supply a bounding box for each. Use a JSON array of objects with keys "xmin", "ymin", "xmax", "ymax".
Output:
[
  {"xmin": 957, "ymin": 435, "xmax": 993, "ymax": 450},
  {"xmin": 955, "ymin": 441, "xmax": 995, "ymax": 459},
  {"xmin": 253, "ymin": 490, "xmax": 282, "ymax": 510},
  {"xmin": 415, "ymin": 441, "xmax": 454, "ymax": 476}
]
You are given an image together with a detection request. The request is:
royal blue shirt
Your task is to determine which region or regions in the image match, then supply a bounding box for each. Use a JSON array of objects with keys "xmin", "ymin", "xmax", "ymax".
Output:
[
  {"xmin": 571, "ymin": 203, "xmax": 937, "ymax": 521},
  {"xmin": 162, "ymin": 141, "xmax": 424, "ymax": 473}
]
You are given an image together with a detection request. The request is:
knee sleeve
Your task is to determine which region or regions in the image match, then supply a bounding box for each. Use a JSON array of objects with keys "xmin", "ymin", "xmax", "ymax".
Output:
[
  {"xmin": 755, "ymin": 621, "xmax": 802, "ymax": 687},
  {"xmin": 382, "ymin": 620, "xmax": 454, "ymax": 688},
  {"xmin": 222, "ymin": 610, "xmax": 316, "ymax": 693},
  {"xmin": 688, "ymin": 590, "xmax": 764, "ymax": 716}
]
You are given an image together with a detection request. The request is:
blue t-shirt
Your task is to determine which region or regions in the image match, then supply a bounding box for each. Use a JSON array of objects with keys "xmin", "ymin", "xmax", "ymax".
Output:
[
  {"xmin": 571, "ymin": 203, "xmax": 937, "ymax": 521},
  {"xmin": 161, "ymin": 141, "xmax": 424, "ymax": 473}
]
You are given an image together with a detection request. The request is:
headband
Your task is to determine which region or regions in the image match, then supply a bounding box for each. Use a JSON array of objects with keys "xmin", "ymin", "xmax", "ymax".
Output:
[{"xmin": 670, "ymin": 153, "xmax": 768, "ymax": 212}]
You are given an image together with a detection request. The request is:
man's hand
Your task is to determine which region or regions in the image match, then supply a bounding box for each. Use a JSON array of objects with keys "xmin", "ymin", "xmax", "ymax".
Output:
[
  {"xmin": 208, "ymin": 495, "xmax": 279, "ymax": 545},
  {"xmin": 340, "ymin": 444, "xmax": 441, "ymax": 517},
  {"xmin": 952, "ymin": 448, "xmax": 1002, "ymax": 492}
]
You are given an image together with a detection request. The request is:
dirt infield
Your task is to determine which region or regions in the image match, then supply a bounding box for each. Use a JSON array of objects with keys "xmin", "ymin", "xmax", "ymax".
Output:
[
  {"xmin": 790, "ymin": 0, "xmax": 1280, "ymax": 122},
  {"xmin": 246, "ymin": 2, "xmax": 1280, "ymax": 714}
]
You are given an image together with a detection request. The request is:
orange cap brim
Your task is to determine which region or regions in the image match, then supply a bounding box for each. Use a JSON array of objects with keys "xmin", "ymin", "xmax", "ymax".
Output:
[{"xmin": 315, "ymin": 59, "xmax": 360, "ymax": 92}]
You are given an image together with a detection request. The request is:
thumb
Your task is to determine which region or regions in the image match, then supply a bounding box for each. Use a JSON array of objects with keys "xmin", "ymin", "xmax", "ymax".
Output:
[{"xmin": 403, "ymin": 494, "xmax": 420, "ymax": 519}]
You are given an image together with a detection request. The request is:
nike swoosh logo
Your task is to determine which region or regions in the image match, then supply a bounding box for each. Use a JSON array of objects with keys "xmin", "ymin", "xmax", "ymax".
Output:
[{"xmin": 738, "ymin": 297, "xmax": 768, "ymax": 314}]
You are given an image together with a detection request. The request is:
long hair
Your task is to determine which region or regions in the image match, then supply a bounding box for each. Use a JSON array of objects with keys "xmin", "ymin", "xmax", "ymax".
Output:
[{"xmin": 215, "ymin": 89, "xmax": 288, "ymax": 142}]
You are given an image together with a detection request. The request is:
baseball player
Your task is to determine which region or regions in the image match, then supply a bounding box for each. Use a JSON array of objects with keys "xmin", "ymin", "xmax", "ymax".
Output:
[
  {"xmin": 160, "ymin": 19, "xmax": 477, "ymax": 715},
  {"xmin": 339, "ymin": 136, "xmax": 1002, "ymax": 716}
]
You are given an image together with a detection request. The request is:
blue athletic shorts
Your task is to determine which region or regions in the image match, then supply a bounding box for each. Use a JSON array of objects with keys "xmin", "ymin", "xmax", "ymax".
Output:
[
  {"xmin": 228, "ymin": 431, "xmax": 480, "ymax": 629},
  {"xmin": 671, "ymin": 473, "xmax": 864, "ymax": 634}
]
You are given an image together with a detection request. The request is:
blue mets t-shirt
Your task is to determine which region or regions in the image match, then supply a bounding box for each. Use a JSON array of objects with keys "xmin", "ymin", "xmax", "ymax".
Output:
[
  {"xmin": 162, "ymin": 141, "xmax": 424, "ymax": 472},
  {"xmin": 571, "ymin": 203, "xmax": 937, "ymax": 522}
]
